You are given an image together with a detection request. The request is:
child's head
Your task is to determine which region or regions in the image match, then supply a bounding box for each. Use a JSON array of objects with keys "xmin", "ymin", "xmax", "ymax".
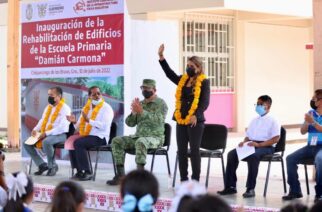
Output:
[
  {"xmin": 4, "ymin": 172, "xmax": 34, "ymax": 212},
  {"xmin": 170, "ymin": 180, "xmax": 207, "ymax": 212},
  {"xmin": 281, "ymin": 202, "xmax": 308, "ymax": 212},
  {"xmin": 310, "ymin": 200, "xmax": 322, "ymax": 212},
  {"xmin": 192, "ymin": 194, "xmax": 232, "ymax": 212},
  {"xmin": 120, "ymin": 170, "xmax": 159, "ymax": 212},
  {"xmin": 176, "ymin": 193, "xmax": 232, "ymax": 212},
  {"xmin": 51, "ymin": 181, "xmax": 85, "ymax": 212}
]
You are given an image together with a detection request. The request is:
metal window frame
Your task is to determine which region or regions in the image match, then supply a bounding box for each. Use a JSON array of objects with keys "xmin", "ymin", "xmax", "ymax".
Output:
[{"xmin": 181, "ymin": 13, "xmax": 235, "ymax": 94}]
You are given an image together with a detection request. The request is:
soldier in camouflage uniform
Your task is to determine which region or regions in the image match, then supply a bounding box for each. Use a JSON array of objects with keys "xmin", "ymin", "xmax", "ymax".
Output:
[{"xmin": 106, "ymin": 79, "xmax": 168, "ymax": 185}]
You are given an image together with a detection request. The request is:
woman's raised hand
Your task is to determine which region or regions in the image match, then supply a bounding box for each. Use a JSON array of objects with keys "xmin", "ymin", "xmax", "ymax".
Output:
[{"xmin": 158, "ymin": 44, "xmax": 165, "ymax": 60}]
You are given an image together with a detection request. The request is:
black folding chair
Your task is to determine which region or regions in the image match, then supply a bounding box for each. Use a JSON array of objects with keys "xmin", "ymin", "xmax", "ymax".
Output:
[
  {"xmin": 260, "ymin": 127, "xmax": 287, "ymax": 197},
  {"xmin": 28, "ymin": 122, "xmax": 75, "ymax": 174},
  {"xmin": 299, "ymin": 157, "xmax": 314, "ymax": 195},
  {"xmin": 172, "ymin": 124, "xmax": 228, "ymax": 188},
  {"xmin": 88, "ymin": 121, "xmax": 117, "ymax": 181},
  {"xmin": 124, "ymin": 123, "xmax": 172, "ymax": 175},
  {"xmin": 52, "ymin": 122, "xmax": 117, "ymax": 180}
]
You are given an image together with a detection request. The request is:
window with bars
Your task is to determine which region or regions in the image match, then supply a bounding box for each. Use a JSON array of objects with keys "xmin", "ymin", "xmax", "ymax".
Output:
[{"xmin": 182, "ymin": 13, "xmax": 235, "ymax": 93}]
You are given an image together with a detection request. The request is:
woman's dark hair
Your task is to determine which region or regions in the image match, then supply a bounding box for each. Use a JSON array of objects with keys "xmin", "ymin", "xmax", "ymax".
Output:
[
  {"xmin": 187, "ymin": 56, "xmax": 205, "ymax": 88},
  {"xmin": 188, "ymin": 56, "xmax": 204, "ymax": 74},
  {"xmin": 4, "ymin": 172, "xmax": 33, "ymax": 212},
  {"xmin": 120, "ymin": 170, "xmax": 159, "ymax": 212},
  {"xmin": 51, "ymin": 181, "xmax": 85, "ymax": 212},
  {"xmin": 177, "ymin": 194, "xmax": 232, "ymax": 212},
  {"xmin": 281, "ymin": 202, "xmax": 308, "ymax": 212}
]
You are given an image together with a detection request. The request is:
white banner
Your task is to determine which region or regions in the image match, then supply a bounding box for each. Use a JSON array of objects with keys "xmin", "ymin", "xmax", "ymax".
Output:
[{"xmin": 21, "ymin": 0, "xmax": 124, "ymax": 23}]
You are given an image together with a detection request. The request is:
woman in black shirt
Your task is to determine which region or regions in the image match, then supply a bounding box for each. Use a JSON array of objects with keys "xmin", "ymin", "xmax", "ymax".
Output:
[{"xmin": 158, "ymin": 44, "xmax": 210, "ymax": 182}]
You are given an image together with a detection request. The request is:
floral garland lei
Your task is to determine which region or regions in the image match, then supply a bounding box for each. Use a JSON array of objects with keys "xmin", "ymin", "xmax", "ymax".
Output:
[
  {"xmin": 174, "ymin": 74, "xmax": 207, "ymax": 125},
  {"xmin": 79, "ymin": 99, "xmax": 105, "ymax": 136},
  {"xmin": 36, "ymin": 99, "xmax": 65, "ymax": 148}
]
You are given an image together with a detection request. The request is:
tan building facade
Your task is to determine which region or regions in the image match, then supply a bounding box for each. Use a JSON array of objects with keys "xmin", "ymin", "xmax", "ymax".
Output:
[{"xmin": 0, "ymin": 0, "xmax": 315, "ymax": 135}]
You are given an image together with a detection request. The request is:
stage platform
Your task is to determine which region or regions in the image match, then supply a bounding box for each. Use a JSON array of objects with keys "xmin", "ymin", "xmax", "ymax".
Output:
[{"xmin": 3, "ymin": 128, "xmax": 317, "ymax": 211}]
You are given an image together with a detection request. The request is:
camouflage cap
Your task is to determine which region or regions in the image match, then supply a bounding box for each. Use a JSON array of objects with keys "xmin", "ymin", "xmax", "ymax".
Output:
[{"xmin": 141, "ymin": 79, "xmax": 156, "ymax": 88}]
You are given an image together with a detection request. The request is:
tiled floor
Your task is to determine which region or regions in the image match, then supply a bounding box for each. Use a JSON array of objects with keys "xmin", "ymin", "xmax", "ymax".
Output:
[{"xmin": 2, "ymin": 128, "xmax": 317, "ymax": 211}]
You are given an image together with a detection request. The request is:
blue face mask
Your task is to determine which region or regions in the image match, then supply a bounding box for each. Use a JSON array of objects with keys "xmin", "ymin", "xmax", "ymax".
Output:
[{"xmin": 255, "ymin": 105, "xmax": 266, "ymax": 116}]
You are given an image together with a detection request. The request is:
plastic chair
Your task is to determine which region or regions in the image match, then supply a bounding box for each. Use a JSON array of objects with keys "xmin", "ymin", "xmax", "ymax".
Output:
[
  {"xmin": 125, "ymin": 123, "xmax": 172, "ymax": 175},
  {"xmin": 88, "ymin": 121, "xmax": 117, "ymax": 181},
  {"xmin": 299, "ymin": 157, "xmax": 314, "ymax": 195},
  {"xmin": 172, "ymin": 124, "xmax": 228, "ymax": 188},
  {"xmin": 260, "ymin": 127, "xmax": 287, "ymax": 197}
]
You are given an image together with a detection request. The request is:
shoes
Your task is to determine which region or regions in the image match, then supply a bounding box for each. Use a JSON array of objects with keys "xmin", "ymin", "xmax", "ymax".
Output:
[
  {"xmin": 34, "ymin": 163, "xmax": 48, "ymax": 175},
  {"xmin": 46, "ymin": 164, "xmax": 58, "ymax": 176},
  {"xmin": 282, "ymin": 193, "xmax": 303, "ymax": 201},
  {"xmin": 71, "ymin": 171, "xmax": 83, "ymax": 179},
  {"xmin": 314, "ymin": 195, "xmax": 322, "ymax": 203},
  {"xmin": 46, "ymin": 168, "xmax": 57, "ymax": 176},
  {"xmin": 54, "ymin": 164, "xmax": 58, "ymax": 172},
  {"xmin": 217, "ymin": 187, "xmax": 237, "ymax": 195},
  {"xmin": 137, "ymin": 164, "xmax": 145, "ymax": 170},
  {"xmin": 106, "ymin": 175, "xmax": 122, "ymax": 186},
  {"xmin": 242, "ymin": 189, "xmax": 255, "ymax": 198},
  {"xmin": 77, "ymin": 171, "xmax": 93, "ymax": 181}
]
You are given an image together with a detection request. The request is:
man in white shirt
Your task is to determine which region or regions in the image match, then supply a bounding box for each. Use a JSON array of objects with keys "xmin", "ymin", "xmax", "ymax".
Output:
[
  {"xmin": 67, "ymin": 86, "xmax": 114, "ymax": 181},
  {"xmin": 23, "ymin": 87, "xmax": 71, "ymax": 176},
  {"xmin": 218, "ymin": 95, "xmax": 280, "ymax": 198}
]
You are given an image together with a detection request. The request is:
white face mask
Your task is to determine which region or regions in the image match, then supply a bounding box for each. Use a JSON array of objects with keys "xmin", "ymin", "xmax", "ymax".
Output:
[{"xmin": 92, "ymin": 98, "xmax": 101, "ymax": 106}]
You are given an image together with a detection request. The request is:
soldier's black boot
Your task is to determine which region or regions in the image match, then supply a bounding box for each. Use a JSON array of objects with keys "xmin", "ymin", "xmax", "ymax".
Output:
[
  {"xmin": 106, "ymin": 165, "xmax": 124, "ymax": 186},
  {"xmin": 137, "ymin": 164, "xmax": 145, "ymax": 170}
]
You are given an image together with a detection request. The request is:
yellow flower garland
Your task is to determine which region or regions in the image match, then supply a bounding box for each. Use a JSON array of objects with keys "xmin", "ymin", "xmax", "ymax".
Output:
[
  {"xmin": 174, "ymin": 74, "xmax": 207, "ymax": 125},
  {"xmin": 36, "ymin": 99, "xmax": 65, "ymax": 148},
  {"xmin": 79, "ymin": 99, "xmax": 105, "ymax": 136}
]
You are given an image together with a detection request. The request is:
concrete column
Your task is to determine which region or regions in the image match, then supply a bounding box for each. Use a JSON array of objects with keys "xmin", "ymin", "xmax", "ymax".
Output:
[
  {"xmin": 235, "ymin": 12, "xmax": 246, "ymax": 132},
  {"xmin": 313, "ymin": 0, "xmax": 322, "ymax": 90},
  {"xmin": 7, "ymin": 0, "xmax": 20, "ymax": 148}
]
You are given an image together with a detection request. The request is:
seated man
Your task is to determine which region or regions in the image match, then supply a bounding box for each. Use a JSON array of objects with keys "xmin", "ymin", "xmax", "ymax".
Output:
[
  {"xmin": 218, "ymin": 95, "xmax": 280, "ymax": 198},
  {"xmin": 23, "ymin": 86, "xmax": 71, "ymax": 176},
  {"xmin": 283, "ymin": 89, "xmax": 322, "ymax": 202},
  {"xmin": 106, "ymin": 79, "xmax": 168, "ymax": 185},
  {"xmin": 66, "ymin": 86, "xmax": 114, "ymax": 181}
]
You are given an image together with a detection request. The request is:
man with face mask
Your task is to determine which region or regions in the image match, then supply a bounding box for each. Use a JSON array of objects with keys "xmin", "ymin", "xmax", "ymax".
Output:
[
  {"xmin": 66, "ymin": 86, "xmax": 114, "ymax": 181},
  {"xmin": 106, "ymin": 79, "xmax": 168, "ymax": 185},
  {"xmin": 218, "ymin": 95, "xmax": 280, "ymax": 198},
  {"xmin": 23, "ymin": 87, "xmax": 71, "ymax": 176},
  {"xmin": 283, "ymin": 89, "xmax": 322, "ymax": 202}
]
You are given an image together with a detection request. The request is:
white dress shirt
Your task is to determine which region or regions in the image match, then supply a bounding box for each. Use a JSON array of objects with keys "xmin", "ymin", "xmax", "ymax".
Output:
[
  {"xmin": 76, "ymin": 102, "xmax": 114, "ymax": 140},
  {"xmin": 33, "ymin": 103, "xmax": 71, "ymax": 136},
  {"xmin": 246, "ymin": 113, "xmax": 281, "ymax": 142}
]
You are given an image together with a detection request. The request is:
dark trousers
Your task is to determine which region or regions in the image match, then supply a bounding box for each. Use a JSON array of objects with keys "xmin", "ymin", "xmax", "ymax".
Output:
[
  {"xmin": 176, "ymin": 123, "xmax": 204, "ymax": 181},
  {"xmin": 69, "ymin": 135, "xmax": 106, "ymax": 172},
  {"xmin": 286, "ymin": 145, "xmax": 322, "ymax": 195},
  {"xmin": 225, "ymin": 146, "xmax": 274, "ymax": 190}
]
